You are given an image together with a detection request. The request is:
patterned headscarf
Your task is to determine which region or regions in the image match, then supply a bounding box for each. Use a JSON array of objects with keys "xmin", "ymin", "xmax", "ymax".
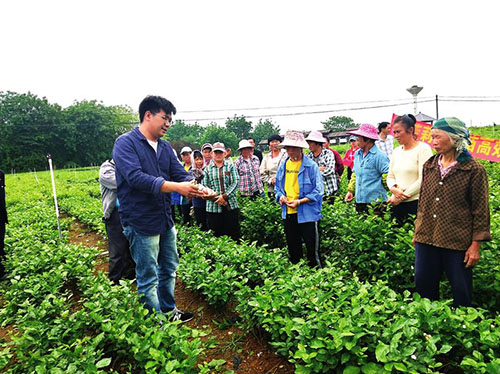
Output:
[{"xmin": 431, "ymin": 117, "xmax": 472, "ymax": 162}]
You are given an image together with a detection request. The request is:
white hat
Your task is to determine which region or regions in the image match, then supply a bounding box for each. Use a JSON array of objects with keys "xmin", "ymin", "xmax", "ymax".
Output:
[
  {"xmin": 180, "ymin": 146, "xmax": 193, "ymax": 154},
  {"xmin": 237, "ymin": 139, "xmax": 253, "ymax": 150},
  {"xmin": 279, "ymin": 130, "xmax": 309, "ymax": 149},
  {"xmin": 305, "ymin": 130, "xmax": 326, "ymax": 144},
  {"xmin": 212, "ymin": 142, "xmax": 226, "ymax": 152}
]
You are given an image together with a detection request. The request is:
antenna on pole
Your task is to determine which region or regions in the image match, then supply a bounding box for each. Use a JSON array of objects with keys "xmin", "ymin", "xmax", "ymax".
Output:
[{"xmin": 47, "ymin": 154, "xmax": 63, "ymax": 242}]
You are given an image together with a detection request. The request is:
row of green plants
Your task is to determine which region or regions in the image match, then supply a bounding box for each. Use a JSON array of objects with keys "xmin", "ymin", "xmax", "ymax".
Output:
[
  {"xmin": 177, "ymin": 225, "xmax": 500, "ymax": 373},
  {"xmin": 0, "ymin": 173, "xmax": 230, "ymax": 373}
]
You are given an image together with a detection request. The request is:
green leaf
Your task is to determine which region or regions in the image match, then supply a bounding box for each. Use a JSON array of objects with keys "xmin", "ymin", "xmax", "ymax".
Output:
[
  {"xmin": 95, "ymin": 358, "xmax": 111, "ymax": 369},
  {"xmin": 344, "ymin": 366, "xmax": 361, "ymax": 374},
  {"xmin": 375, "ymin": 343, "xmax": 389, "ymax": 362},
  {"xmin": 361, "ymin": 363, "xmax": 381, "ymax": 374}
]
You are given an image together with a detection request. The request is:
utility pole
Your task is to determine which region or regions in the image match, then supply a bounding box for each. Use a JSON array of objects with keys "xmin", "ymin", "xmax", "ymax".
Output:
[
  {"xmin": 435, "ymin": 95, "xmax": 439, "ymax": 119},
  {"xmin": 406, "ymin": 85, "xmax": 424, "ymax": 115}
]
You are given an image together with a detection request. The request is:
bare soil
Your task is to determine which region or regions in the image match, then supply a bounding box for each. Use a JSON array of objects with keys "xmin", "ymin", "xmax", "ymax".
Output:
[{"xmin": 65, "ymin": 216, "xmax": 295, "ymax": 374}]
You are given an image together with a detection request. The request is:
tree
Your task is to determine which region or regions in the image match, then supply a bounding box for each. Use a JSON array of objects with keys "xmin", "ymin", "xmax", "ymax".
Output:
[
  {"xmin": 225, "ymin": 115, "xmax": 252, "ymax": 140},
  {"xmin": 200, "ymin": 123, "xmax": 239, "ymax": 151},
  {"xmin": 0, "ymin": 91, "xmax": 63, "ymax": 171},
  {"xmin": 321, "ymin": 115, "xmax": 357, "ymax": 132},
  {"xmin": 251, "ymin": 119, "xmax": 281, "ymax": 145},
  {"xmin": 165, "ymin": 120, "xmax": 204, "ymax": 144}
]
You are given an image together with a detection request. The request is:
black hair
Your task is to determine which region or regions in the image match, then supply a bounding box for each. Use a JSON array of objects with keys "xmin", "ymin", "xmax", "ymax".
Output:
[
  {"xmin": 193, "ymin": 150, "xmax": 203, "ymax": 159},
  {"xmin": 377, "ymin": 121, "xmax": 390, "ymax": 133},
  {"xmin": 324, "ymin": 136, "xmax": 330, "ymax": 143},
  {"xmin": 267, "ymin": 134, "xmax": 283, "ymax": 143},
  {"xmin": 139, "ymin": 95, "xmax": 177, "ymax": 123},
  {"xmin": 393, "ymin": 114, "xmax": 417, "ymax": 135}
]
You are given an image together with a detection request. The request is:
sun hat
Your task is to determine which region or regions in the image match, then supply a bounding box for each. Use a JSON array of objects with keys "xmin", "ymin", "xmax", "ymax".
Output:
[
  {"xmin": 180, "ymin": 146, "xmax": 192, "ymax": 154},
  {"xmin": 305, "ymin": 130, "xmax": 326, "ymax": 144},
  {"xmin": 279, "ymin": 130, "xmax": 309, "ymax": 149},
  {"xmin": 267, "ymin": 134, "xmax": 283, "ymax": 143},
  {"xmin": 212, "ymin": 142, "xmax": 226, "ymax": 152},
  {"xmin": 349, "ymin": 135, "xmax": 358, "ymax": 142},
  {"xmin": 346, "ymin": 124, "xmax": 379, "ymax": 141},
  {"xmin": 237, "ymin": 139, "xmax": 253, "ymax": 150},
  {"xmin": 201, "ymin": 143, "xmax": 212, "ymax": 151}
]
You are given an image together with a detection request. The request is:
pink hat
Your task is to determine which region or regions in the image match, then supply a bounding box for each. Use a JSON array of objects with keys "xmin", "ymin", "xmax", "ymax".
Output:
[
  {"xmin": 346, "ymin": 124, "xmax": 380, "ymax": 141},
  {"xmin": 305, "ymin": 130, "xmax": 326, "ymax": 143},
  {"xmin": 279, "ymin": 130, "xmax": 309, "ymax": 148}
]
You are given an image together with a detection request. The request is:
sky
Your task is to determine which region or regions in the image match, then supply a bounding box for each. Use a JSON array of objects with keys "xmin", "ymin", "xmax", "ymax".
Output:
[{"xmin": 1, "ymin": 0, "xmax": 499, "ymax": 133}]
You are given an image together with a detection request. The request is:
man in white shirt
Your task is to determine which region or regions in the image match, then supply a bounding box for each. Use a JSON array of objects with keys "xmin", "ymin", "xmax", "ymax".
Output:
[{"xmin": 375, "ymin": 121, "xmax": 394, "ymax": 158}]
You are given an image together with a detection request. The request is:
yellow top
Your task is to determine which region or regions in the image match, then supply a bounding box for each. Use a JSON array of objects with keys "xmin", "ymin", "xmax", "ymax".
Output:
[
  {"xmin": 284, "ymin": 159, "xmax": 301, "ymax": 214},
  {"xmin": 184, "ymin": 164, "xmax": 190, "ymax": 172}
]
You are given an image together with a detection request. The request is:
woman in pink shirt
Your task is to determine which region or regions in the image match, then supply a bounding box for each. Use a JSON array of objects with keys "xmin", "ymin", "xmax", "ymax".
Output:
[{"xmin": 342, "ymin": 136, "xmax": 359, "ymax": 181}]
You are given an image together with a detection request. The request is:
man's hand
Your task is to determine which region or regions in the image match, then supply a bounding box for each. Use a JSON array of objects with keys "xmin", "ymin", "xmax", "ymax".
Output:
[
  {"xmin": 464, "ymin": 241, "xmax": 481, "ymax": 268},
  {"xmin": 345, "ymin": 191, "xmax": 354, "ymax": 202},
  {"xmin": 279, "ymin": 195, "xmax": 288, "ymax": 205},
  {"xmin": 285, "ymin": 199, "xmax": 299, "ymax": 209},
  {"xmin": 176, "ymin": 181, "xmax": 204, "ymax": 199}
]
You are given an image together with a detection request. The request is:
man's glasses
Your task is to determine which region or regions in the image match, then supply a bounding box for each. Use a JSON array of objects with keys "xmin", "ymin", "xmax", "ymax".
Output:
[{"xmin": 156, "ymin": 113, "xmax": 173, "ymax": 123}]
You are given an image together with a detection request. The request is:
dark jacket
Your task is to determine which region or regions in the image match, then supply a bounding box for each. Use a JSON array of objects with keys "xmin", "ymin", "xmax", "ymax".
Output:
[
  {"xmin": 112, "ymin": 127, "xmax": 192, "ymax": 236},
  {"xmin": 0, "ymin": 170, "xmax": 7, "ymax": 224},
  {"xmin": 414, "ymin": 155, "xmax": 491, "ymax": 250}
]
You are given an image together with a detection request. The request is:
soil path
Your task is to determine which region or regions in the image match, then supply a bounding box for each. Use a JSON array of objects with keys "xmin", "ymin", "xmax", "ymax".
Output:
[{"xmin": 66, "ymin": 217, "xmax": 295, "ymax": 374}]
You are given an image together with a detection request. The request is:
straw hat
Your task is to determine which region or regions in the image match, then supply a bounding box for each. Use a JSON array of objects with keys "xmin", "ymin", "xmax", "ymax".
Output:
[
  {"xmin": 346, "ymin": 124, "xmax": 380, "ymax": 141},
  {"xmin": 279, "ymin": 130, "xmax": 309, "ymax": 148},
  {"xmin": 237, "ymin": 139, "xmax": 253, "ymax": 150},
  {"xmin": 305, "ymin": 130, "xmax": 326, "ymax": 143}
]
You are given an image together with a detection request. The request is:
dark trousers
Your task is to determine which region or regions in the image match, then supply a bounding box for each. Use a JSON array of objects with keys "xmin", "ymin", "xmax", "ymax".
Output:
[
  {"xmin": 105, "ymin": 208, "xmax": 135, "ymax": 284},
  {"xmin": 180, "ymin": 203, "xmax": 191, "ymax": 225},
  {"xmin": 193, "ymin": 206, "xmax": 208, "ymax": 231},
  {"xmin": 355, "ymin": 202, "xmax": 386, "ymax": 217},
  {"xmin": 207, "ymin": 208, "xmax": 240, "ymax": 242},
  {"xmin": 391, "ymin": 200, "xmax": 418, "ymax": 226},
  {"xmin": 347, "ymin": 167, "xmax": 353, "ymax": 181},
  {"xmin": 0, "ymin": 222, "xmax": 5, "ymax": 277},
  {"xmin": 415, "ymin": 242, "xmax": 473, "ymax": 307},
  {"xmin": 283, "ymin": 214, "xmax": 321, "ymax": 268},
  {"xmin": 323, "ymin": 194, "xmax": 336, "ymax": 205}
]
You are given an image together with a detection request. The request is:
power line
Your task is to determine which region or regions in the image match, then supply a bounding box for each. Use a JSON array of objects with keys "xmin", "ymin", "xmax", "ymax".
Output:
[
  {"xmin": 180, "ymin": 96, "xmax": 434, "ymax": 113},
  {"xmin": 179, "ymin": 100, "xmax": 436, "ymax": 122}
]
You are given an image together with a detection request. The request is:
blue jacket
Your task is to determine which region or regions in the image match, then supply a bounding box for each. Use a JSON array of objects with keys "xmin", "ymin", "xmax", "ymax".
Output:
[
  {"xmin": 352, "ymin": 145, "xmax": 389, "ymax": 203},
  {"xmin": 275, "ymin": 155, "xmax": 323, "ymax": 223},
  {"xmin": 112, "ymin": 127, "xmax": 192, "ymax": 235}
]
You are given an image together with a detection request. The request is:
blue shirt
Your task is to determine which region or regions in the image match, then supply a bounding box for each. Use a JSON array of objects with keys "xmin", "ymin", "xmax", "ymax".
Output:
[
  {"xmin": 275, "ymin": 155, "xmax": 323, "ymax": 223},
  {"xmin": 353, "ymin": 145, "xmax": 389, "ymax": 203},
  {"xmin": 112, "ymin": 127, "xmax": 192, "ymax": 235}
]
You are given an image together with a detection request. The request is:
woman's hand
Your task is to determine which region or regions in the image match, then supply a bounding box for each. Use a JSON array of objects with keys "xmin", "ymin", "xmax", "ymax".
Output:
[
  {"xmin": 345, "ymin": 191, "xmax": 354, "ymax": 202},
  {"xmin": 279, "ymin": 195, "xmax": 288, "ymax": 205},
  {"xmin": 464, "ymin": 241, "xmax": 481, "ymax": 268},
  {"xmin": 390, "ymin": 186, "xmax": 410, "ymax": 202}
]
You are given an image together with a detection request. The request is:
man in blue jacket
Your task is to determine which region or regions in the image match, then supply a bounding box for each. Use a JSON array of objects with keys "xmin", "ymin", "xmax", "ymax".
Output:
[
  {"xmin": 275, "ymin": 131, "xmax": 324, "ymax": 267},
  {"xmin": 113, "ymin": 95, "xmax": 203, "ymax": 322}
]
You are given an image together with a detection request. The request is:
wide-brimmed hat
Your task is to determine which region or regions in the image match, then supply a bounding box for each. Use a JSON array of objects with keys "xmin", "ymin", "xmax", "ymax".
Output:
[
  {"xmin": 180, "ymin": 146, "xmax": 192, "ymax": 154},
  {"xmin": 346, "ymin": 124, "xmax": 379, "ymax": 141},
  {"xmin": 201, "ymin": 143, "xmax": 212, "ymax": 151},
  {"xmin": 212, "ymin": 142, "xmax": 226, "ymax": 152},
  {"xmin": 238, "ymin": 139, "xmax": 253, "ymax": 150},
  {"xmin": 305, "ymin": 130, "xmax": 326, "ymax": 144},
  {"xmin": 279, "ymin": 130, "xmax": 309, "ymax": 149}
]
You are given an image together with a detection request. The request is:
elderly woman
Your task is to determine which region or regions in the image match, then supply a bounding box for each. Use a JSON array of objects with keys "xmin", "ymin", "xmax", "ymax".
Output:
[
  {"xmin": 344, "ymin": 124, "xmax": 390, "ymax": 214},
  {"xmin": 234, "ymin": 139, "xmax": 264, "ymax": 199},
  {"xmin": 305, "ymin": 131, "xmax": 337, "ymax": 204},
  {"xmin": 275, "ymin": 131, "xmax": 324, "ymax": 267},
  {"xmin": 260, "ymin": 134, "xmax": 286, "ymax": 200},
  {"xmin": 413, "ymin": 118, "xmax": 491, "ymax": 307},
  {"xmin": 387, "ymin": 114, "xmax": 433, "ymax": 225}
]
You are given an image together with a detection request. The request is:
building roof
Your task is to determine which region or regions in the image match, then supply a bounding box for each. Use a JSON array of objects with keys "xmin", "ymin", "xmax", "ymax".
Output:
[{"xmin": 415, "ymin": 112, "xmax": 436, "ymax": 123}]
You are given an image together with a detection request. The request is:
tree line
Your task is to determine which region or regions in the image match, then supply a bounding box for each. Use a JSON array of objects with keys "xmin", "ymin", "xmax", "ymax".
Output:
[{"xmin": 1, "ymin": 91, "xmax": 358, "ymax": 172}]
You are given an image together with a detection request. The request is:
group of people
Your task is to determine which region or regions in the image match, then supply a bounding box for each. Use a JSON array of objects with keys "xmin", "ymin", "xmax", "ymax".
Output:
[{"xmin": 94, "ymin": 95, "xmax": 491, "ymax": 325}]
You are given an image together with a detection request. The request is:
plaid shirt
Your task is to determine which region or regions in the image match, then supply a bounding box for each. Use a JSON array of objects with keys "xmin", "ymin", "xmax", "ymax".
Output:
[
  {"xmin": 203, "ymin": 160, "xmax": 239, "ymax": 213},
  {"xmin": 375, "ymin": 135, "xmax": 394, "ymax": 158},
  {"xmin": 307, "ymin": 148, "xmax": 337, "ymax": 195},
  {"xmin": 234, "ymin": 155, "xmax": 264, "ymax": 196}
]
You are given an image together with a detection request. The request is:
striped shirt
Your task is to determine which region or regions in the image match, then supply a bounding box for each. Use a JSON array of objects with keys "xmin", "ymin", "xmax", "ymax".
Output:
[
  {"xmin": 203, "ymin": 160, "xmax": 240, "ymax": 213},
  {"xmin": 375, "ymin": 135, "xmax": 394, "ymax": 158},
  {"xmin": 234, "ymin": 155, "xmax": 264, "ymax": 196}
]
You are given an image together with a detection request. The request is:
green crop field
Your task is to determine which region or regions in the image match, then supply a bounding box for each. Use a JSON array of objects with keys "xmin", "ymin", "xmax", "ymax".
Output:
[{"xmin": 1, "ymin": 160, "xmax": 499, "ymax": 373}]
